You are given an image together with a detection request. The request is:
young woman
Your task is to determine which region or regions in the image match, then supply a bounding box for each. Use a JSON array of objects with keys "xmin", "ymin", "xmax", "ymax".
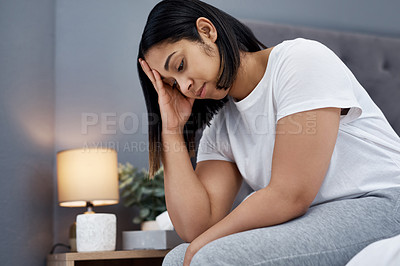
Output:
[{"xmin": 137, "ymin": 0, "xmax": 400, "ymax": 265}]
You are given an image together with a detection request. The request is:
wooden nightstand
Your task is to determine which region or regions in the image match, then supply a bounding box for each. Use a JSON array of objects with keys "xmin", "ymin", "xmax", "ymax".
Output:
[{"xmin": 47, "ymin": 250, "xmax": 170, "ymax": 266}]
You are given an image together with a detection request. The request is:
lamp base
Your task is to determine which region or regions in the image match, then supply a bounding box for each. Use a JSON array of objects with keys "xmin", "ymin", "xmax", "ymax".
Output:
[{"xmin": 76, "ymin": 213, "xmax": 116, "ymax": 252}]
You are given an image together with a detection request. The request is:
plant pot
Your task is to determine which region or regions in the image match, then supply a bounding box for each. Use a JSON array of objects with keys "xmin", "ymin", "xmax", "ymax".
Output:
[{"xmin": 141, "ymin": 220, "xmax": 160, "ymax": 231}]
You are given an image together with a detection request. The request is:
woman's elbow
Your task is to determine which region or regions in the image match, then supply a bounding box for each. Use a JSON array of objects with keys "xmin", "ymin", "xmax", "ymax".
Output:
[
  {"xmin": 176, "ymin": 227, "xmax": 203, "ymax": 243},
  {"xmin": 271, "ymin": 187, "xmax": 313, "ymax": 220},
  {"xmin": 289, "ymin": 193, "xmax": 313, "ymax": 218},
  {"xmin": 295, "ymin": 202, "xmax": 310, "ymax": 217},
  {"xmin": 174, "ymin": 219, "xmax": 212, "ymax": 242}
]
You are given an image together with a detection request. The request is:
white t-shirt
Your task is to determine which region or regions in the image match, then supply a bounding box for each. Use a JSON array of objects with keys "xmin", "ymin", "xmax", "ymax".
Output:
[{"xmin": 197, "ymin": 38, "xmax": 400, "ymax": 205}]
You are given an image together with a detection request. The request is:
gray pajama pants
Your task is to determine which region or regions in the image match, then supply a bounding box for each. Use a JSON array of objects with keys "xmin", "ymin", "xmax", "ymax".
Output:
[{"xmin": 163, "ymin": 187, "xmax": 400, "ymax": 265}]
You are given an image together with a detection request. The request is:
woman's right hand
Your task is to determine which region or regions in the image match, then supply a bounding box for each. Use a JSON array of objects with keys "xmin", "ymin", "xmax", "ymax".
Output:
[{"xmin": 139, "ymin": 58, "xmax": 195, "ymax": 135}]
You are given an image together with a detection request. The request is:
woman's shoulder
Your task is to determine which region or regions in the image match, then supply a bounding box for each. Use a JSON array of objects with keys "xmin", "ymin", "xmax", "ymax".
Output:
[
  {"xmin": 276, "ymin": 38, "xmax": 328, "ymax": 50},
  {"xmin": 269, "ymin": 38, "xmax": 345, "ymax": 82},
  {"xmin": 273, "ymin": 38, "xmax": 337, "ymax": 62}
]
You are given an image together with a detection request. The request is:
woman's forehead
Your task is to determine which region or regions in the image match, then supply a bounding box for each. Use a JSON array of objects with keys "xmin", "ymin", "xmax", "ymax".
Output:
[
  {"xmin": 146, "ymin": 39, "xmax": 198, "ymax": 57},
  {"xmin": 145, "ymin": 40, "xmax": 191, "ymax": 69},
  {"xmin": 145, "ymin": 47, "xmax": 174, "ymax": 74},
  {"xmin": 146, "ymin": 42, "xmax": 176, "ymax": 60}
]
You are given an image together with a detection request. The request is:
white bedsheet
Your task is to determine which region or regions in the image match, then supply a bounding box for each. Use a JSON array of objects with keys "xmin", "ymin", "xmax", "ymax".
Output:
[{"xmin": 346, "ymin": 234, "xmax": 400, "ymax": 266}]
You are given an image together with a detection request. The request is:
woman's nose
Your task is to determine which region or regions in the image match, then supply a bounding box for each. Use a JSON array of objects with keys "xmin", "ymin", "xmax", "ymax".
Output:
[{"xmin": 177, "ymin": 77, "xmax": 193, "ymax": 94}]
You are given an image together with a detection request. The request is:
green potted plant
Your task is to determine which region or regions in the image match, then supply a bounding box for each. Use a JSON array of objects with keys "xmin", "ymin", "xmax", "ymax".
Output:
[{"xmin": 118, "ymin": 162, "xmax": 166, "ymax": 230}]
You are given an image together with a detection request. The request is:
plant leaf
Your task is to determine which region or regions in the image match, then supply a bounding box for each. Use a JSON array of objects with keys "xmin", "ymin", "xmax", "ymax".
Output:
[
  {"xmin": 154, "ymin": 188, "xmax": 165, "ymax": 197},
  {"xmin": 133, "ymin": 216, "xmax": 142, "ymax": 224},
  {"xmin": 118, "ymin": 162, "xmax": 166, "ymax": 225},
  {"xmin": 139, "ymin": 208, "xmax": 150, "ymax": 218}
]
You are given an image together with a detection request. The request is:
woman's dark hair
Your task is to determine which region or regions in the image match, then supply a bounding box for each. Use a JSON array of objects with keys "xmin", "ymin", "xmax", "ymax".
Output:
[{"xmin": 138, "ymin": 0, "xmax": 266, "ymax": 178}]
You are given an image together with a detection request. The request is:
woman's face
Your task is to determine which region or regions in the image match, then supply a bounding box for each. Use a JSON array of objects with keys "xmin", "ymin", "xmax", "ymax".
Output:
[{"xmin": 144, "ymin": 38, "xmax": 230, "ymax": 100}]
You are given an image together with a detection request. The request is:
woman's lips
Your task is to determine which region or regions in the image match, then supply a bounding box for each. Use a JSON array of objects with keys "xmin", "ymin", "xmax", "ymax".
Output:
[{"xmin": 197, "ymin": 83, "xmax": 206, "ymax": 98}]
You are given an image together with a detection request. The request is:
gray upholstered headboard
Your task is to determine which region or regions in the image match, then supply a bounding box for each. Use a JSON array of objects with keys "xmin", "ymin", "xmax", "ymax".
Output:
[{"xmin": 244, "ymin": 20, "xmax": 400, "ymax": 134}]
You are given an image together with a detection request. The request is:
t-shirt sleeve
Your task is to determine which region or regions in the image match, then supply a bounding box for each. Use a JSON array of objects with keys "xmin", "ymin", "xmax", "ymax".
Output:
[
  {"xmin": 274, "ymin": 38, "xmax": 362, "ymax": 124},
  {"xmin": 196, "ymin": 112, "xmax": 234, "ymax": 164}
]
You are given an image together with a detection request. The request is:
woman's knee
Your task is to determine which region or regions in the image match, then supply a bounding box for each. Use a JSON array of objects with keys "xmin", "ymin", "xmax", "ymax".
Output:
[
  {"xmin": 162, "ymin": 243, "xmax": 190, "ymax": 266},
  {"xmin": 190, "ymin": 243, "xmax": 219, "ymax": 266},
  {"xmin": 190, "ymin": 236, "xmax": 247, "ymax": 266}
]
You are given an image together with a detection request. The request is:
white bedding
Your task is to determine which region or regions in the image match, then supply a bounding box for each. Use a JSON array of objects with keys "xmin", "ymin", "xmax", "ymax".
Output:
[{"xmin": 346, "ymin": 234, "xmax": 400, "ymax": 266}]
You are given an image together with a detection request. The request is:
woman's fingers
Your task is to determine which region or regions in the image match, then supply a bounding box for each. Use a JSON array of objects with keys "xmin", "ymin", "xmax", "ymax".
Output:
[
  {"xmin": 139, "ymin": 59, "xmax": 190, "ymax": 108},
  {"xmin": 139, "ymin": 59, "xmax": 155, "ymax": 83},
  {"xmin": 139, "ymin": 59, "xmax": 159, "ymax": 91},
  {"xmin": 152, "ymin": 69, "xmax": 167, "ymax": 96}
]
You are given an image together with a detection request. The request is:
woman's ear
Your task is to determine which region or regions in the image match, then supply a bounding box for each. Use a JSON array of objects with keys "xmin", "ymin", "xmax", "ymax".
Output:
[{"xmin": 196, "ymin": 17, "xmax": 217, "ymax": 43}]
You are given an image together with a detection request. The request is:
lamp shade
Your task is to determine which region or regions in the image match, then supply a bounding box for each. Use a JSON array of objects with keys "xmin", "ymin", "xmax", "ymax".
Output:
[{"xmin": 57, "ymin": 148, "xmax": 119, "ymax": 207}]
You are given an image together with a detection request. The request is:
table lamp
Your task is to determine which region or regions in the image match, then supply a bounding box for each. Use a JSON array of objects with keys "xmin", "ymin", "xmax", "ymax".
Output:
[{"xmin": 57, "ymin": 148, "xmax": 119, "ymax": 252}]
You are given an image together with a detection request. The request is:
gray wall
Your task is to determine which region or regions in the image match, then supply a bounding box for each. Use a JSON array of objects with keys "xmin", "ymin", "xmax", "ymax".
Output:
[
  {"xmin": 1, "ymin": 0, "xmax": 400, "ymax": 265},
  {"xmin": 206, "ymin": 0, "xmax": 400, "ymax": 38},
  {"xmin": 53, "ymin": 0, "xmax": 161, "ymax": 249},
  {"xmin": 0, "ymin": 0, "xmax": 55, "ymax": 265}
]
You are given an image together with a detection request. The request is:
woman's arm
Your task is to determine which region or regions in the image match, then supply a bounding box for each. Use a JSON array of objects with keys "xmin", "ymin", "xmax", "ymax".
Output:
[
  {"xmin": 139, "ymin": 59, "xmax": 242, "ymax": 242},
  {"xmin": 184, "ymin": 107, "xmax": 341, "ymax": 265},
  {"xmin": 162, "ymin": 132, "xmax": 242, "ymax": 242}
]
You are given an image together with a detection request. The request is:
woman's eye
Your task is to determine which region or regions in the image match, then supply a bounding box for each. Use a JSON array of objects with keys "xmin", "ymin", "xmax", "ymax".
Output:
[{"xmin": 178, "ymin": 59, "xmax": 184, "ymax": 72}]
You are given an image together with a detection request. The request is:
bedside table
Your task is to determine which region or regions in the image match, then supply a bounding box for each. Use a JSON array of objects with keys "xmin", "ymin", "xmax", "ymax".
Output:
[{"xmin": 47, "ymin": 250, "xmax": 170, "ymax": 266}]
